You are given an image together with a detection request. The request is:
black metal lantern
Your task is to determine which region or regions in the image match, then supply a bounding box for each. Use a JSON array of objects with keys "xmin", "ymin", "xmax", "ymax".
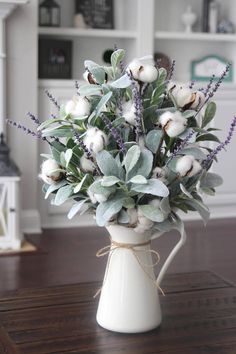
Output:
[{"xmin": 39, "ymin": 0, "xmax": 60, "ymax": 27}]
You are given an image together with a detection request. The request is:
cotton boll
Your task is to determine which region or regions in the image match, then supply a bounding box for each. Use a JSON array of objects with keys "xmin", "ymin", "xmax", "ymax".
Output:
[
  {"xmin": 138, "ymin": 65, "xmax": 158, "ymax": 83},
  {"xmin": 80, "ymin": 154, "xmax": 95, "ymax": 173},
  {"xmin": 65, "ymin": 96, "xmax": 91, "ymax": 118},
  {"xmin": 148, "ymin": 198, "xmax": 161, "ymax": 208},
  {"xmin": 87, "ymin": 190, "xmax": 108, "ymax": 204},
  {"xmin": 40, "ymin": 159, "xmax": 61, "ymax": 185},
  {"xmin": 188, "ymin": 159, "xmax": 202, "ymax": 177},
  {"xmin": 190, "ymin": 91, "xmax": 206, "ymax": 110},
  {"xmin": 134, "ymin": 208, "xmax": 154, "ymax": 233},
  {"xmin": 176, "ymin": 155, "xmax": 202, "ymax": 177},
  {"xmin": 159, "ymin": 111, "xmax": 187, "ymax": 137},
  {"xmin": 127, "ymin": 59, "xmax": 143, "ymax": 80},
  {"xmin": 84, "ymin": 127, "xmax": 108, "ymax": 154},
  {"xmin": 83, "ymin": 71, "xmax": 97, "ymax": 84},
  {"xmin": 174, "ymin": 87, "xmax": 194, "ymax": 109},
  {"xmin": 152, "ymin": 167, "xmax": 167, "ymax": 181},
  {"xmin": 122, "ymin": 101, "xmax": 136, "ymax": 125}
]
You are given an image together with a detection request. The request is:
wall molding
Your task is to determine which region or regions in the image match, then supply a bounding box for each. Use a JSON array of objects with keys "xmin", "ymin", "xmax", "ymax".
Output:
[{"xmin": 21, "ymin": 209, "xmax": 41, "ymax": 234}]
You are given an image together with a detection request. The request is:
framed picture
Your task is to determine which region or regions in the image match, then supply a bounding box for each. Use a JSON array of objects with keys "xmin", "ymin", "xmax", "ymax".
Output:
[
  {"xmin": 75, "ymin": 0, "xmax": 114, "ymax": 29},
  {"xmin": 38, "ymin": 38, "xmax": 72, "ymax": 79},
  {"xmin": 191, "ymin": 55, "xmax": 233, "ymax": 82}
]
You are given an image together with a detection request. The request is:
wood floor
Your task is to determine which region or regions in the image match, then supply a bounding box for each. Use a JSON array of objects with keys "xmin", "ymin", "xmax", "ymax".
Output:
[{"xmin": 0, "ymin": 218, "xmax": 236, "ymax": 293}]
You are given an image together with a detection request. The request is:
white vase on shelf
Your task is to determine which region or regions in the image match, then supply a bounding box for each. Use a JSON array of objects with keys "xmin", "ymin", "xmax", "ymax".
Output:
[{"xmin": 181, "ymin": 6, "xmax": 197, "ymax": 33}]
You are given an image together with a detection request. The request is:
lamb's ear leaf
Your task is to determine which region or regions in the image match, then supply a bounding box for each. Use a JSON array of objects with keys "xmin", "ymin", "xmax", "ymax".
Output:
[
  {"xmin": 145, "ymin": 130, "xmax": 162, "ymax": 153},
  {"xmin": 131, "ymin": 179, "xmax": 169, "ymax": 197},
  {"xmin": 201, "ymin": 102, "xmax": 217, "ymax": 128},
  {"xmin": 96, "ymin": 150, "xmax": 120, "ymax": 178},
  {"xmin": 139, "ymin": 205, "xmax": 165, "ymax": 222},
  {"xmin": 123, "ymin": 145, "xmax": 141, "ymax": 174},
  {"xmin": 95, "ymin": 192, "xmax": 125, "ymax": 226},
  {"xmin": 67, "ymin": 199, "xmax": 88, "ymax": 220},
  {"xmin": 111, "ymin": 49, "xmax": 125, "ymax": 70},
  {"xmin": 110, "ymin": 74, "xmax": 131, "ymax": 88}
]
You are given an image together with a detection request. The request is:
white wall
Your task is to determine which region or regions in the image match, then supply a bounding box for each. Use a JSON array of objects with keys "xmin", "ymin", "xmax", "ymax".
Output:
[{"xmin": 6, "ymin": 1, "xmax": 41, "ymax": 233}]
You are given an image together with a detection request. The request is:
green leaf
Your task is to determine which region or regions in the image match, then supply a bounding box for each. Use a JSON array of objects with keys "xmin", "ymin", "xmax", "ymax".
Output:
[
  {"xmin": 78, "ymin": 84, "xmax": 101, "ymax": 96},
  {"xmin": 145, "ymin": 130, "xmax": 162, "ymax": 153},
  {"xmin": 129, "ymin": 148, "xmax": 153, "ymax": 179},
  {"xmin": 44, "ymin": 180, "xmax": 67, "ymax": 199},
  {"xmin": 90, "ymin": 67, "xmax": 106, "ymax": 84},
  {"xmin": 179, "ymin": 147, "xmax": 206, "ymax": 160},
  {"xmin": 157, "ymin": 67, "xmax": 167, "ymax": 84},
  {"xmin": 94, "ymin": 91, "xmax": 112, "ymax": 118},
  {"xmin": 160, "ymin": 197, "xmax": 171, "ymax": 215},
  {"xmin": 96, "ymin": 150, "xmax": 120, "ymax": 178},
  {"xmin": 74, "ymin": 174, "xmax": 89, "ymax": 193},
  {"xmin": 182, "ymin": 110, "xmax": 196, "ymax": 119},
  {"xmin": 139, "ymin": 205, "xmax": 165, "ymax": 222},
  {"xmin": 201, "ymin": 102, "xmax": 217, "ymax": 128},
  {"xmin": 65, "ymin": 149, "xmax": 73, "ymax": 168},
  {"xmin": 110, "ymin": 74, "xmax": 131, "ymax": 88},
  {"xmin": 101, "ymin": 176, "xmax": 120, "ymax": 187},
  {"xmin": 88, "ymin": 179, "xmax": 115, "ymax": 195},
  {"xmin": 111, "ymin": 49, "xmax": 125, "ymax": 70},
  {"xmin": 51, "ymin": 141, "xmax": 66, "ymax": 164},
  {"xmin": 129, "ymin": 175, "xmax": 147, "ymax": 184},
  {"xmin": 96, "ymin": 192, "xmax": 125, "ymax": 226},
  {"xmin": 185, "ymin": 198, "xmax": 210, "ymax": 225},
  {"xmin": 131, "ymin": 179, "xmax": 169, "ymax": 197},
  {"xmin": 124, "ymin": 145, "xmax": 141, "ymax": 174},
  {"xmin": 54, "ymin": 185, "xmax": 74, "ymax": 206},
  {"xmin": 117, "ymin": 209, "xmax": 129, "ymax": 224},
  {"xmin": 200, "ymin": 172, "xmax": 223, "ymax": 189},
  {"xmin": 180, "ymin": 183, "xmax": 193, "ymax": 199},
  {"xmin": 196, "ymin": 133, "xmax": 220, "ymax": 143},
  {"xmin": 122, "ymin": 197, "xmax": 135, "ymax": 209},
  {"xmin": 67, "ymin": 199, "xmax": 88, "ymax": 220}
]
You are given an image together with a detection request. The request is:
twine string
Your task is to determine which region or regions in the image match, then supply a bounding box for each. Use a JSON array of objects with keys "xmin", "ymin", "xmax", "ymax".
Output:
[{"xmin": 94, "ymin": 238, "xmax": 164, "ymax": 298}]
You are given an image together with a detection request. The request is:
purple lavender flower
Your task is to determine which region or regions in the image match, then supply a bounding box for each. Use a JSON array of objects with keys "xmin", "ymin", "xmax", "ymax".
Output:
[
  {"xmin": 202, "ymin": 115, "xmax": 236, "ymax": 168},
  {"xmin": 101, "ymin": 114, "xmax": 126, "ymax": 153},
  {"xmin": 45, "ymin": 90, "xmax": 60, "ymax": 110},
  {"xmin": 27, "ymin": 112, "xmax": 40, "ymax": 125},
  {"xmin": 75, "ymin": 80, "xmax": 80, "ymax": 94},
  {"xmin": 171, "ymin": 129, "xmax": 195, "ymax": 159},
  {"xmin": 204, "ymin": 74, "xmax": 215, "ymax": 97},
  {"xmin": 168, "ymin": 60, "xmax": 176, "ymax": 81},
  {"xmin": 189, "ymin": 80, "xmax": 195, "ymax": 89},
  {"xmin": 6, "ymin": 119, "xmax": 46, "ymax": 141},
  {"xmin": 127, "ymin": 71, "xmax": 143, "ymax": 140}
]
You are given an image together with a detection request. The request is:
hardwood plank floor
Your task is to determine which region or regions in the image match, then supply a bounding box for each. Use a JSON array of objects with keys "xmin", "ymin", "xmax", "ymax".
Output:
[{"xmin": 0, "ymin": 218, "xmax": 235, "ymax": 293}]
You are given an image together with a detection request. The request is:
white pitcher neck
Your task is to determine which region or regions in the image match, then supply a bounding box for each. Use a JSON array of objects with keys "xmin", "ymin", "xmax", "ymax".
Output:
[{"xmin": 106, "ymin": 224, "xmax": 151, "ymax": 244}]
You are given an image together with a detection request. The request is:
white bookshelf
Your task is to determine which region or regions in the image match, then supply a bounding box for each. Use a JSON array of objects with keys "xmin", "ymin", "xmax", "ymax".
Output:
[{"xmin": 155, "ymin": 31, "xmax": 236, "ymax": 42}]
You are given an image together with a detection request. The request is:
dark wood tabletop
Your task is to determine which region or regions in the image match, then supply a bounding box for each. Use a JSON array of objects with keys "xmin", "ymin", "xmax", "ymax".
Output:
[{"xmin": 0, "ymin": 271, "xmax": 236, "ymax": 354}]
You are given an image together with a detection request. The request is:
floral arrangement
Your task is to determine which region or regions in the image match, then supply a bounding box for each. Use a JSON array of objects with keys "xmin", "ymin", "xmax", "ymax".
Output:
[{"xmin": 8, "ymin": 49, "xmax": 235, "ymax": 234}]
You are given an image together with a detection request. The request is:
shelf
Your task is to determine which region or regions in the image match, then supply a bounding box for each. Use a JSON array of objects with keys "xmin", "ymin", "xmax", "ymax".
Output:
[
  {"xmin": 38, "ymin": 79, "xmax": 81, "ymax": 89},
  {"xmin": 38, "ymin": 27, "xmax": 137, "ymax": 39},
  {"xmin": 155, "ymin": 31, "xmax": 236, "ymax": 42}
]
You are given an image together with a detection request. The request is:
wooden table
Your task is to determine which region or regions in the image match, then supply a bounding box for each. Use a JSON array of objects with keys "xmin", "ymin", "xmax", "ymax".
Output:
[{"xmin": 0, "ymin": 271, "xmax": 236, "ymax": 354}]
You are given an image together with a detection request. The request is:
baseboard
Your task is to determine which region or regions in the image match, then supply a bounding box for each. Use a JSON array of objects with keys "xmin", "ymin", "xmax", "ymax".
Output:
[{"xmin": 21, "ymin": 209, "xmax": 42, "ymax": 234}]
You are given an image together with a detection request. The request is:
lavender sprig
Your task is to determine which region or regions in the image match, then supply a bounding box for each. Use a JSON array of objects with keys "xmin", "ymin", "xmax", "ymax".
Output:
[
  {"xmin": 45, "ymin": 90, "xmax": 61, "ymax": 110},
  {"xmin": 127, "ymin": 71, "xmax": 143, "ymax": 141},
  {"xmin": 202, "ymin": 115, "xmax": 236, "ymax": 169},
  {"xmin": 6, "ymin": 119, "xmax": 46, "ymax": 141},
  {"xmin": 195, "ymin": 64, "xmax": 231, "ymax": 119},
  {"xmin": 101, "ymin": 114, "xmax": 126, "ymax": 153},
  {"xmin": 168, "ymin": 60, "xmax": 176, "ymax": 81},
  {"xmin": 170, "ymin": 129, "xmax": 195, "ymax": 159},
  {"xmin": 204, "ymin": 74, "xmax": 215, "ymax": 97},
  {"xmin": 73, "ymin": 130, "xmax": 100, "ymax": 175},
  {"xmin": 75, "ymin": 80, "xmax": 80, "ymax": 94},
  {"xmin": 27, "ymin": 112, "xmax": 40, "ymax": 125}
]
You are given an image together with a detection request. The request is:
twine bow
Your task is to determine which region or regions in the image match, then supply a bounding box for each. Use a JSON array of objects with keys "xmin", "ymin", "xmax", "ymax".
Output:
[{"xmin": 94, "ymin": 238, "xmax": 164, "ymax": 298}]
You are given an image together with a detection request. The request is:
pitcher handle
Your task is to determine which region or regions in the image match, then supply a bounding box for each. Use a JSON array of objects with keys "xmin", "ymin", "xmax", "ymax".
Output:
[{"xmin": 154, "ymin": 220, "xmax": 187, "ymax": 286}]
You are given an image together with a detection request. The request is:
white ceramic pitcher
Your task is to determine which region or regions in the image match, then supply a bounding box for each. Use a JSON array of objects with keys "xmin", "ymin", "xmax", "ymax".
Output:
[{"xmin": 96, "ymin": 224, "xmax": 186, "ymax": 333}]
